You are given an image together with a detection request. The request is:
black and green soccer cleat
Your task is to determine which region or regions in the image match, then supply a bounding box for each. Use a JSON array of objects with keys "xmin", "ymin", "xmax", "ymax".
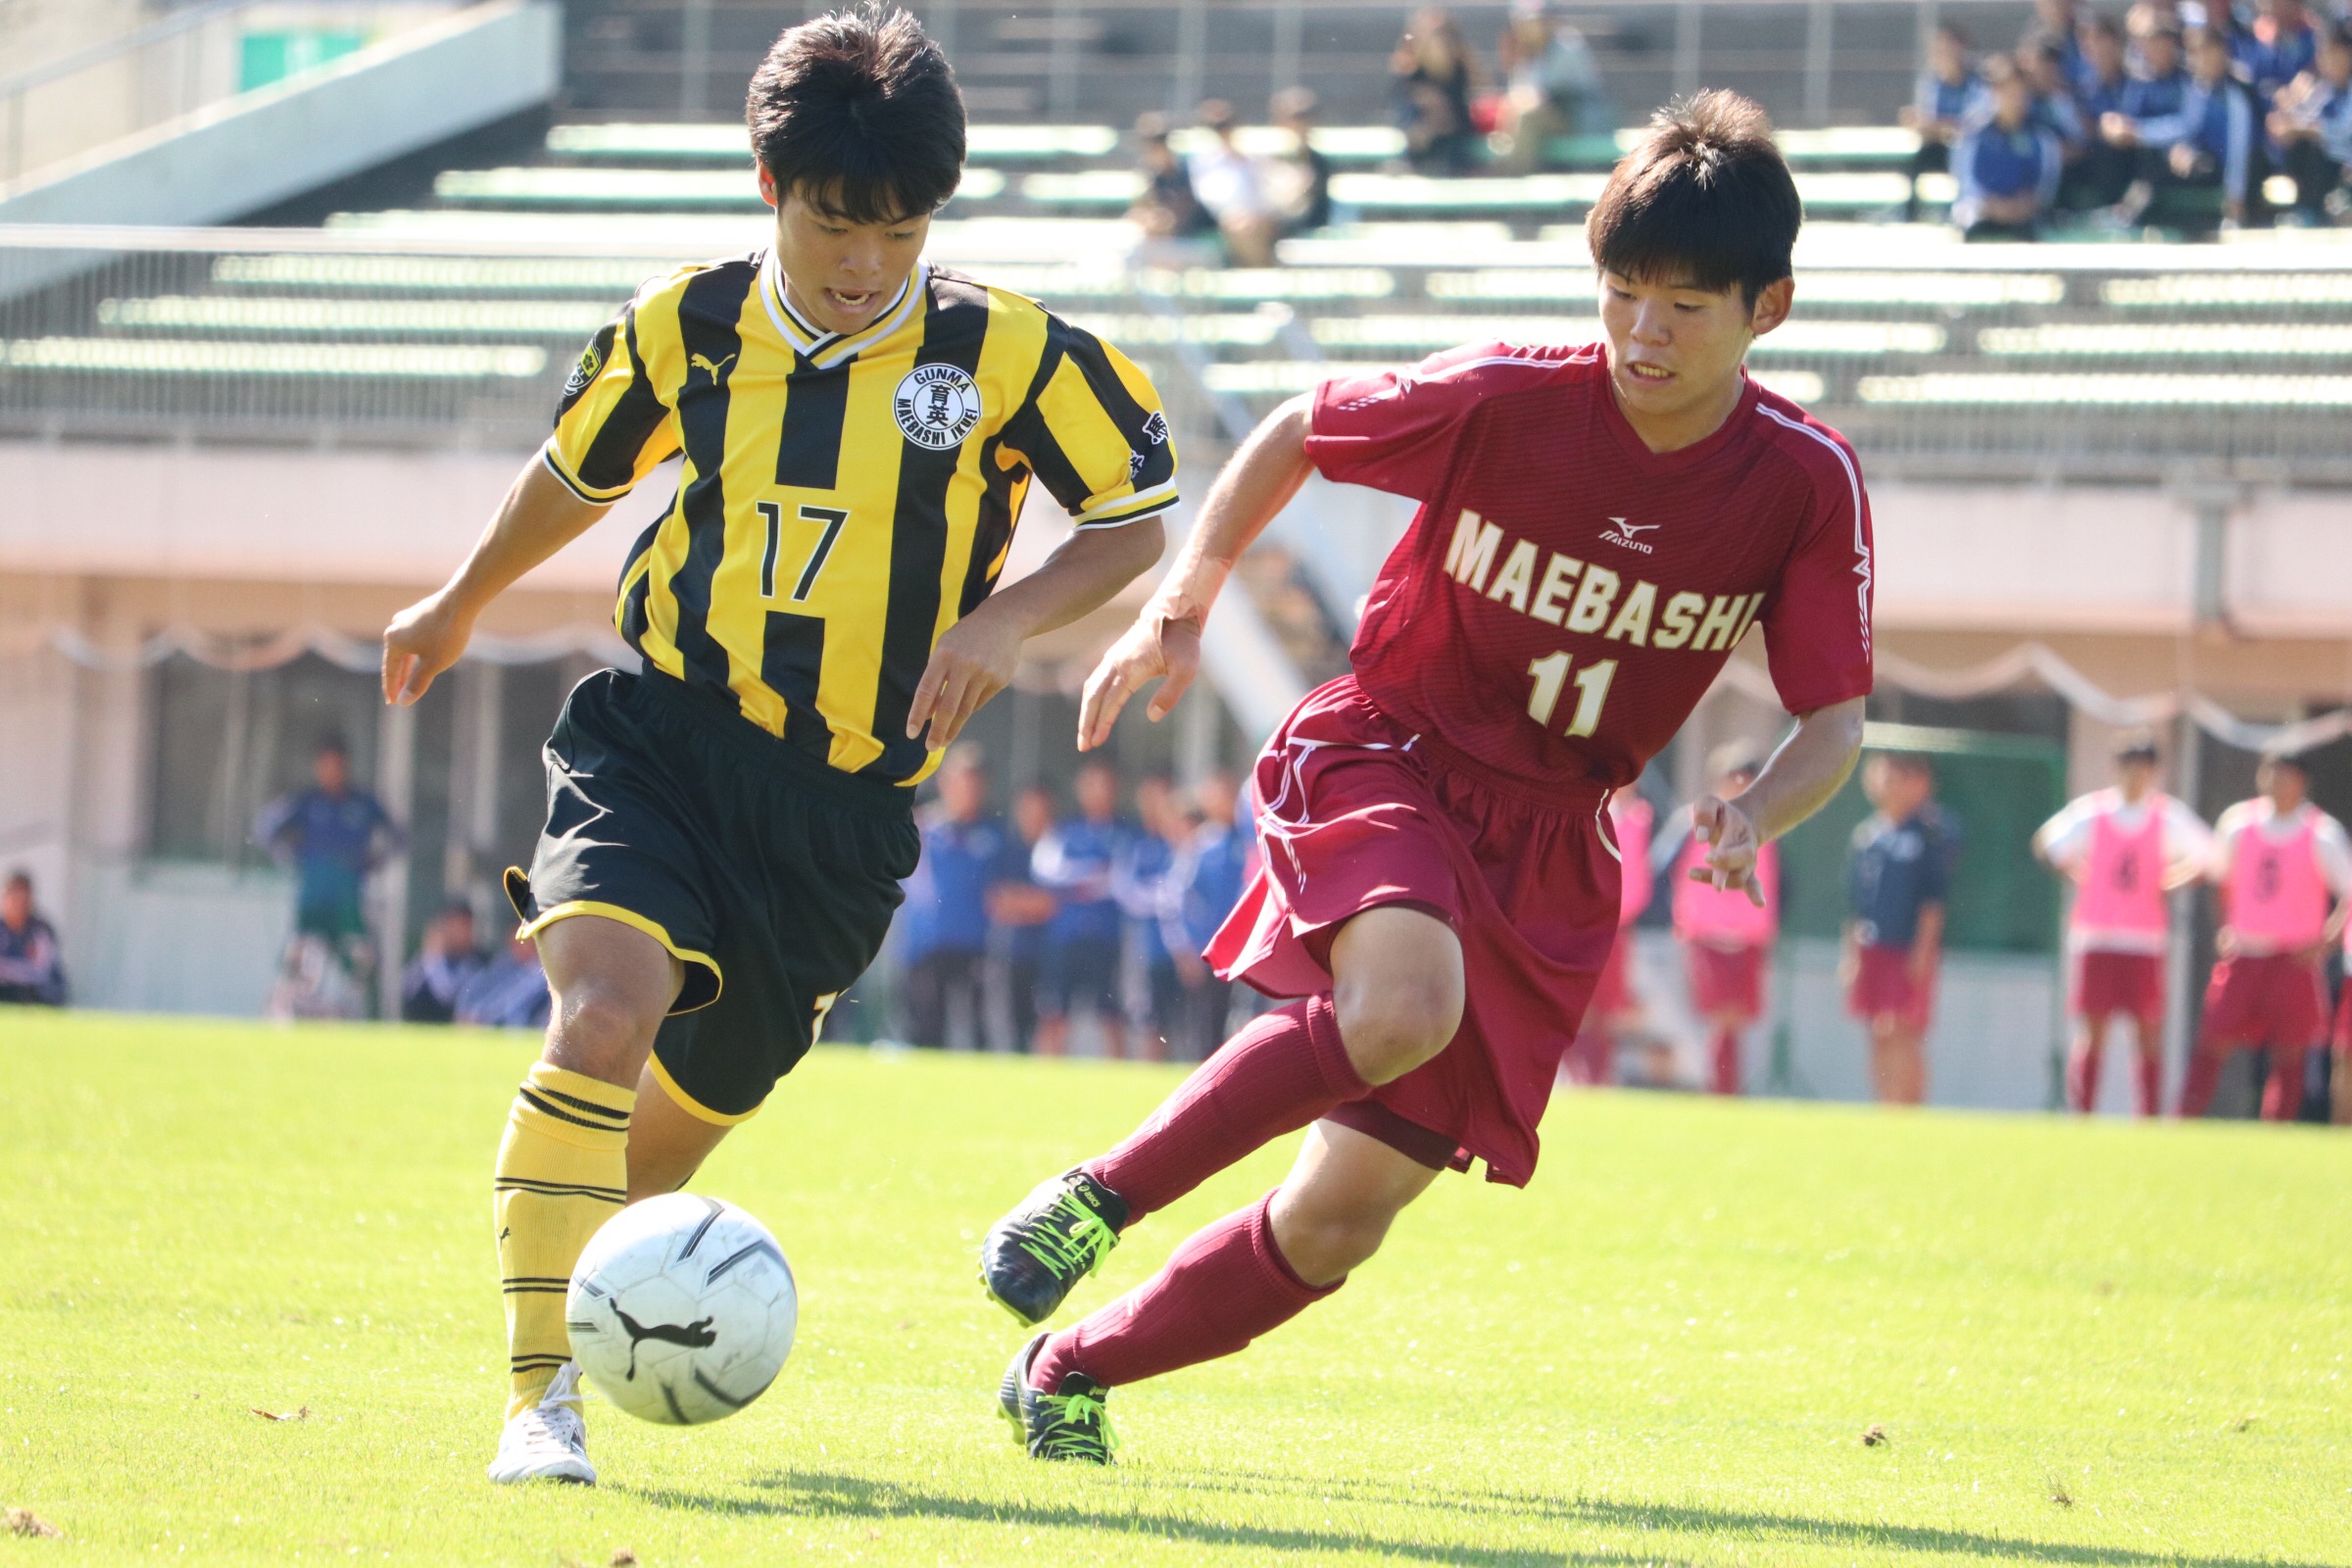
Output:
[
  {"xmin": 999, "ymin": 1331, "xmax": 1118, "ymax": 1464},
  {"xmin": 979, "ymin": 1167, "xmax": 1129, "ymax": 1326}
]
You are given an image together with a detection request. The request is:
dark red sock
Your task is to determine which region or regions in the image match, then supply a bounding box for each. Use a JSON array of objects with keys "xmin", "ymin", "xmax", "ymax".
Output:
[
  {"xmin": 2261, "ymin": 1047, "xmax": 2308, "ymax": 1121},
  {"xmin": 2178, "ymin": 1045, "xmax": 2225, "ymax": 1117},
  {"xmin": 2132, "ymin": 1042, "xmax": 2162, "ymax": 1118},
  {"xmin": 2067, "ymin": 1039, "xmax": 2101, "ymax": 1113},
  {"xmin": 1086, "ymin": 997, "xmax": 1365, "ymax": 1224},
  {"xmin": 1032, "ymin": 1195, "xmax": 1336, "ymax": 1392},
  {"xmin": 1709, "ymin": 1029, "xmax": 1740, "ymax": 1096}
]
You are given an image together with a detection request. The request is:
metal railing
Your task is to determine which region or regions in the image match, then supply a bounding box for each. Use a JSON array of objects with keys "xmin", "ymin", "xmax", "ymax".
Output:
[
  {"xmin": 4, "ymin": 223, "xmax": 2351, "ymax": 482},
  {"xmin": 578, "ymin": 0, "xmax": 2037, "ymax": 130}
]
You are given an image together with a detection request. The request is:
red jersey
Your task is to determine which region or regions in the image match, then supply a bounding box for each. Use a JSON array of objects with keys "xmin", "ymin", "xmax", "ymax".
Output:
[{"xmin": 1305, "ymin": 342, "xmax": 1876, "ymax": 804}]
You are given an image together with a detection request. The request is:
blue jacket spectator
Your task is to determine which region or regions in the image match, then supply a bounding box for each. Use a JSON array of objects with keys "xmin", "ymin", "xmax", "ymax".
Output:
[
  {"xmin": 1031, "ymin": 762, "xmax": 1133, "ymax": 1057},
  {"xmin": 253, "ymin": 740, "xmax": 402, "ymax": 942},
  {"xmin": 0, "ymin": 869, "xmax": 67, "ymax": 1006},
  {"xmin": 1902, "ymin": 24, "xmax": 1988, "ymax": 219},
  {"xmin": 2234, "ymin": 0, "xmax": 2320, "ymax": 101},
  {"xmin": 2269, "ymin": 22, "xmax": 2352, "ymax": 218},
  {"xmin": 2134, "ymin": 26, "xmax": 2262, "ymax": 221},
  {"xmin": 899, "ymin": 752, "xmax": 1019, "ymax": 1050},
  {"xmin": 993, "ymin": 785, "xmax": 1061, "ymax": 1054},
  {"xmin": 1956, "ymin": 62, "xmax": 2067, "ymax": 236},
  {"xmin": 2019, "ymin": 34, "xmax": 2091, "ymax": 151},
  {"xmin": 2111, "ymin": 17, "xmax": 2190, "ymax": 126},
  {"xmin": 399, "ymin": 902, "xmax": 486, "ymax": 1023},
  {"xmin": 456, "ymin": 935, "xmax": 551, "ymax": 1030},
  {"xmin": 1170, "ymin": 770, "xmax": 1259, "ymax": 1060},
  {"xmin": 1117, "ymin": 775, "xmax": 1190, "ymax": 1058}
]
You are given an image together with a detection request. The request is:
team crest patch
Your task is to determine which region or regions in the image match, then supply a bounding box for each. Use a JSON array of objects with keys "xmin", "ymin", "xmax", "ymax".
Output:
[
  {"xmin": 562, "ymin": 334, "xmax": 607, "ymax": 400},
  {"xmin": 894, "ymin": 364, "xmax": 982, "ymax": 450}
]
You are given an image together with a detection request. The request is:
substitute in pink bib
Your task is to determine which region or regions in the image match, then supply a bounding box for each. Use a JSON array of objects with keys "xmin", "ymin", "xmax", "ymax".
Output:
[
  {"xmin": 1666, "ymin": 743, "xmax": 1781, "ymax": 1094},
  {"xmin": 2180, "ymin": 752, "xmax": 2352, "ymax": 1121},
  {"xmin": 2034, "ymin": 734, "xmax": 2213, "ymax": 1116}
]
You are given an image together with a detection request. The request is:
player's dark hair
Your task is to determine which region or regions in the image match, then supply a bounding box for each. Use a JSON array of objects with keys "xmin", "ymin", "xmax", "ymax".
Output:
[
  {"xmin": 3, "ymin": 868, "xmax": 28, "ymax": 892},
  {"xmin": 315, "ymin": 735, "xmax": 349, "ymax": 760},
  {"xmin": 1586, "ymin": 90, "xmax": 1801, "ymax": 307},
  {"xmin": 747, "ymin": 5, "xmax": 965, "ymax": 224},
  {"xmin": 2113, "ymin": 731, "xmax": 2161, "ymax": 764}
]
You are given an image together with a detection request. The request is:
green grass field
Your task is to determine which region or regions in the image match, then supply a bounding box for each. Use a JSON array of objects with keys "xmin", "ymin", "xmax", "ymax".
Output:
[{"xmin": 4, "ymin": 1011, "xmax": 2349, "ymax": 1566}]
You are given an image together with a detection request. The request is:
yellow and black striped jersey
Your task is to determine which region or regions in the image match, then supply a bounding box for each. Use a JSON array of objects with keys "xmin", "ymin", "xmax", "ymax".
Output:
[{"xmin": 544, "ymin": 251, "xmax": 1178, "ymax": 786}]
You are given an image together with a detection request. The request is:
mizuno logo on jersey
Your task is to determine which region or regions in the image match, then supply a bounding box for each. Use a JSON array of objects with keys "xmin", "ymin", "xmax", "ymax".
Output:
[
  {"xmin": 1599, "ymin": 517, "xmax": 1659, "ymax": 555},
  {"xmin": 1442, "ymin": 507, "xmax": 1763, "ymax": 651}
]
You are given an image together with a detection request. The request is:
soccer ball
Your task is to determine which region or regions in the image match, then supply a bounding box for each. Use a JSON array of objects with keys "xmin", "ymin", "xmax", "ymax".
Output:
[{"xmin": 564, "ymin": 1193, "xmax": 798, "ymax": 1425}]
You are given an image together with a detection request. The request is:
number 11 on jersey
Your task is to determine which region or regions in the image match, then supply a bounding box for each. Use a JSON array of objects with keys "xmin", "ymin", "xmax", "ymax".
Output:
[{"xmin": 1526, "ymin": 651, "xmax": 1617, "ymax": 738}]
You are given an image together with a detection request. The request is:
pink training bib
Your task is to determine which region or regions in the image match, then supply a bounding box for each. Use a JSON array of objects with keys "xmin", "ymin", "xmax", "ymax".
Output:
[
  {"xmin": 2228, "ymin": 811, "xmax": 2329, "ymax": 951},
  {"xmin": 1611, "ymin": 794, "xmax": 1654, "ymax": 925},
  {"xmin": 1673, "ymin": 831, "xmax": 1779, "ymax": 948},
  {"xmin": 2073, "ymin": 800, "xmax": 2171, "ymax": 939}
]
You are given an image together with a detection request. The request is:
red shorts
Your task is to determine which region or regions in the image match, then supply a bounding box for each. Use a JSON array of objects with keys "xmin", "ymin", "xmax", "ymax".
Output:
[
  {"xmin": 1587, "ymin": 930, "xmax": 1637, "ymax": 1020},
  {"xmin": 2199, "ymin": 953, "xmax": 2326, "ymax": 1051},
  {"xmin": 1208, "ymin": 677, "xmax": 1616, "ymax": 1188},
  {"xmin": 1846, "ymin": 943, "xmax": 1936, "ymax": 1030},
  {"xmin": 2073, "ymin": 950, "xmax": 2165, "ymax": 1023},
  {"xmin": 1686, "ymin": 942, "xmax": 1765, "ymax": 1018}
]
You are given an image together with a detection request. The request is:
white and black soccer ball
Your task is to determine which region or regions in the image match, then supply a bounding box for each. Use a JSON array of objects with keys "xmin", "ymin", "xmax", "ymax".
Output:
[{"xmin": 565, "ymin": 1194, "xmax": 797, "ymax": 1426}]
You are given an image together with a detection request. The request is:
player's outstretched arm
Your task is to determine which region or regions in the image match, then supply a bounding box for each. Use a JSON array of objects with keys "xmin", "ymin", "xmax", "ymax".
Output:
[
  {"xmin": 1077, "ymin": 396, "xmax": 1317, "ymax": 751},
  {"xmin": 381, "ymin": 457, "xmax": 612, "ymax": 707},
  {"xmin": 1688, "ymin": 696, "xmax": 1866, "ymax": 904},
  {"xmin": 906, "ymin": 514, "xmax": 1167, "ymax": 750}
]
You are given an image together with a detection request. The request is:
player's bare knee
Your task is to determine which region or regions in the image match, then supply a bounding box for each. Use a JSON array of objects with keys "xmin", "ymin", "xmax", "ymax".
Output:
[
  {"xmin": 1333, "ymin": 971, "xmax": 1463, "ymax": 1085},
  {"xmin": 545, "ymin": 985, "xmax": 662, "ymax": 1086},
  {"xmin": 1279, "ymin": 1209, "xmax": 1393, "ymax": 1286}
]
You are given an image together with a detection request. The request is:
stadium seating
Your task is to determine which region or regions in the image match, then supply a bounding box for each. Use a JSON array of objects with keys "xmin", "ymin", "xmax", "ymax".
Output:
[{"xmin": 3, "ymin": 105, "xmax": 2349, "ymax": 478}]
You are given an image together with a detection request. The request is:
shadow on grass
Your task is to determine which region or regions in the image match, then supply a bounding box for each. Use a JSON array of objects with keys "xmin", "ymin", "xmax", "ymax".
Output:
[
  {"xmin": 621, "ymin": 1469, "xmax": 1640, "ymax": 1567},
  {"xmin": 623, "ymin": 1468, "xmax": 2332, "ymax": 1568}
]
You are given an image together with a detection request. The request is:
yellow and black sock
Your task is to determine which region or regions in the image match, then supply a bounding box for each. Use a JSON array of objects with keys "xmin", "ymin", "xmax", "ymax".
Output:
[{"xmin": 494, "ymin": 1061, "xmax": 634, "ymax": 1417}]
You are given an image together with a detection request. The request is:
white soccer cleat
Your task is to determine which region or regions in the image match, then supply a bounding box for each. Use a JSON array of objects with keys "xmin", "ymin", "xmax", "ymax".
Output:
[{"xmin": 486, "ymin": 1362, "xmax": 597, "ymax": 1485}]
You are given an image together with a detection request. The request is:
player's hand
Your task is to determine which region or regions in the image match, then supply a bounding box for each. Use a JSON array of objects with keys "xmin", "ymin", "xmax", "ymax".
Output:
[
  {"xmin": 1685, "ymin": 794, "xmax": 1767, "ymax": 907},
  {"xmin": 906, "ymin": 602, "xmax": 1024, "ymax": 749},
  {"xmin": 1077, "ymin": 610, "xmax": 1201, "ymax": 752},
  {"xmin": 2216, "ymin": 925, "xmax": 2240, "ymax": 960},
  {"xmin": 1908, "ymin": 943, "xmax": 1936, "ymax": 986},
  {"xmin": 382, "ymin": 591, "xmax": 474, "ymax": 707}
]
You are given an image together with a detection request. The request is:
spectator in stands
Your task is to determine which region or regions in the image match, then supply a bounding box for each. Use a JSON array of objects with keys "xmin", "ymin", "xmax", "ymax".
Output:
[
  {"xmin": 253, "ymin": 737, "xmax": 403, "ymax": 993},
  {"xmin": 1129, "ymin": 112, "xmax": 1215, "ymax": 243},
  {"xmin": 992, "ymin": 784, "xmax": 1061, "ymax": 1054},
  {"xmin": 1955, "ymin": 58, "xmax": 2068, "ymax": 237},
  {"xmin": 1268, "ymin": 86, "xmax": 1336, "ymax": 236},
  {"xmin": 2269, "ymin": 21, "xmax": 2352, "ymax": 221},
  {"xmin": 1031, "ymin": 761, "xmax": 1131, "ymax": 1058},
  {"xmin": 1843, "ymin": 754, "xmax": 1958, "ymax": 1106},
  {"xmin": 2234, "ymin": 0, "xmax": 2319, "ymax": 103},
  {"xmin": 0, "ymin": 868, "xmax": 67, "ymax": 1007},
  {"xmin": 1902, "ymin": 24, "xmax": 1987, "ymax": 220},
  {"xmin": 2031, "ymin": 0, "xmax": 2092, "ymax": 81},
  {"xmin": 1492, "ymin": 0, "xmax": 1607, "ymax": 173},
  {"xmin": 1117, "ymin": 774, "xmax": 1188, "ymax": 1060},
  {"xmin": 2020, "ymin": 32, "xmax": 2092, "ymax": 153},
  {"xmin": 1188, "ymin": 98, "xmax": 1282, "ymax": 267},
  {"xmin": 2101, "ymin": 14, "xmax": 2196, "ymax": 217},
  {"xmin": 1392, "ymin": 6, "xmax": 1485, "ymax": 174},
  {"xmin": 899, "ymin": 747, "xmax": 1015, "ymax": 1050},
  {"xmin": 2065, "ymin": 14, "xmax": 2142, "ymax": 206},
  {"xmin": 1170, "ymin": 767, "xmax": 1255, "ymax": 1060},
  {"xmin": 2120, "ymin": 23, "xmax": 2262, "ymax": 228},
  {"xmin": 399, "ymin": 900, "xmax": 486, "ymax": 1024},
  {"xmin": 456, "ymin": 931, "xmax": 551, "ymax": 1031}
]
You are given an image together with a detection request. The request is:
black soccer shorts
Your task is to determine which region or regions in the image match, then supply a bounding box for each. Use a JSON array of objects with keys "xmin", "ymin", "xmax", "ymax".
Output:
[{"xmin": 505, "ymin": 667, "xmax": 918, "ymax": 1122}]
